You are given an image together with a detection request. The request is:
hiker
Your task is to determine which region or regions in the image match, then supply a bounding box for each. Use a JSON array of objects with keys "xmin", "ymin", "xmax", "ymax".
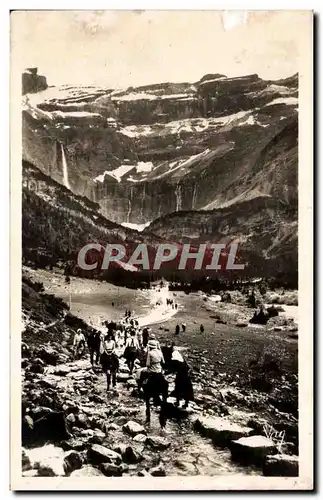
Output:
[
  {"xmin": 175, "ymin": 303, "xmax": 178, "ymax": 310},
  {"xmin": 112, "ymin": 302, "xmax": 115, "ymax": 307},
  {"xmin": 124, "ymin": 331, "xmax": 140, "ymax": 374},
  {"xmin": 73, "ymin": 329, "xmax": 86, "ymax": 359},
  {"xmin": 100, "ymin": 332, "xmax": 119, "ymax": 391},
  {"xmin": 200, "ymin": 324, "xmax": 205, "ymax": 334},
  {"xmin": 138, "ymin": 340, "xmax": 168, "ymax": 427},
  {"xmin": 114, "ymin": 329, "xmax": 122, "ymax": 348},
  {"xmin": 87, "ymin": 330, "xmax": 101, "ymax": 365},
  {"xmin": 182, "ymin": 323, "xmax": 186, "ymax": 333},
  {"xmin": 171, "ymin": 346, "xmax": 194, "ymax": 408},
  {"xmin": 175, "ymin": 324, "xmax": 180, "ymax": 336},
  {"xmin": 142, "ymin": 327, "xmax": 149, "ymax": 348},
  {"xmin": 148, "ymin": 333, "xmax": 161, "ymax": 351}
]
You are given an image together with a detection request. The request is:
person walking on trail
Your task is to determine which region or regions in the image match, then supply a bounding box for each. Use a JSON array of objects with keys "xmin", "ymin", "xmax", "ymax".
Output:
[
  {"xmin": 175, "ymin": 324, "xmax": 180, "ymax": 336},
  {"xmin": 171, "ymin": 344, "xmax": 194, "ymax": 409},
  {"xmin": 100, "ymin": 332, "xmax": 119, "ymax": 391},
  {"xmin": 147, "ymin": 333, "xmax": 161, "ymax": 351},
  {"xmin": 142, "ymin": 327, "xmax": 149, "ymax": 348},
  {"xmin": 137, "ymin": 339, "xmax": 165, "ymax": 389},
  {"xmin": 87, "ymin": 330, "xmax": 101, "ymax": 365},
  {"xmin": 124, "ymin": 331, "xmax": 140, "ymax": 374},
  {"xmin": 146, "ymin": 340, "xmax": 165, "ymax": 374},
  {"xmin": 200, "ymin": 324, "xmax": 205, "ymax": 334},
  {"xmin": 73, "ymin": 329, "xmax": 86, "ymax": 359},
  {"xmin": 182, "ymin": 323, "xmax": 186, "ymax": 333}
]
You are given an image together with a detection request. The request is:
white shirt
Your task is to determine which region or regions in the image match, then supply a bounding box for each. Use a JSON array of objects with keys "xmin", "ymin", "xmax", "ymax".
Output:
[
  {"xmin": 172, "ymin": 349, "xmax": 184, "ymax": 363},
  {"xmin": 73, "ymin": 332, "xmax": 85, "ymax": 346}
]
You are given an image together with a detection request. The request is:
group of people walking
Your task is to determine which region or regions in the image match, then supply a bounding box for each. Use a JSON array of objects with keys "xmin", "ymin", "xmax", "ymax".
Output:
[{"xmin": 72, "ymin": 310, "xmax": 194, "ymax": 415}]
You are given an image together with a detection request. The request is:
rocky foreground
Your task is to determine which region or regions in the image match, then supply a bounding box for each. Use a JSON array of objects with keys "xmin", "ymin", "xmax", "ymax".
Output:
[{"xmin": 21, "ymin": 275, "xmax": 299, "ymax": 478}]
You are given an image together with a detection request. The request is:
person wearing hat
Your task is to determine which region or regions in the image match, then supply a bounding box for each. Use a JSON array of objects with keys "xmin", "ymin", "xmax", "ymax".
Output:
[
  {"xmin": 137, "ymin": 337, "xmax": 165, "ymax": 390},
  {"xmin": 146, "ymin": 339, "xmax": 165, "ymax": 374},
  {"xmin": 147, "ymin": 333, "xmax": 161, "ymax": 351},
  {"xmin": 73, "ymin": 329, "xmax": 86, "ymax": 359}
]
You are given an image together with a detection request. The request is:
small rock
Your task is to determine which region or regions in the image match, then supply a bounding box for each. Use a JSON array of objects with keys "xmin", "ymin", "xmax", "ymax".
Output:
[
  {"xmin": 263, "ymin": 454, "xmax": 299, "ymax": 477},
  {"xmin": 147, "ymin": 436, "xmax": 171, "ymax": 451},
  {"xmin": 100, "ymin": 463, "xmax": 123, "ymax": 477},
  {"xmin": 104, "ymin": 422, "xmax": 120, "ymax": 433},
  {"xmin": 70, "ymin": 465, "xmax": 103, "ymax": 477},
  {"xmin": 122, "ymin": 446, "xmax": 144, "ymax": 464},
  {"xmin": 230, "ymin": 435, "xmax": 277, "ymax": 466},
  {"xmin": 66, "ymin": 413, "xmax": 76, "ymax": 424},
  {"xmin": 63, "ymin": 451, "xmax": 83, "ymax": 475},
  {"xmin": 117, "ymin": 373, "xmax": 130, "ymax": 382},
  {"xmin": 76, "ymin": 413, "xmax": 89, "ymax": 428},
  {"xmin": 23, "ymin": 469, "xmax": 39, "ymax": 477},
  {"xmin": 123, "ymin": 420, "xmax": 145, "ymax": 436},
  {"xmin": 194, "ymin": 417, "xmax": 253, "ymax": 447},
  {"xmin": 61, "ymin": 439, "xmax": 87, "ymax": 452},
  {"xmin": 87, "ymin": 444, "xmax": 122, "ymax": 465},
  {"xmin": 133, "ymin": 434, "xmax": 147, "ymax": 444},
  {"xmin": 150, "ymin": 465, "xmax": 166, "ymax": 477}
]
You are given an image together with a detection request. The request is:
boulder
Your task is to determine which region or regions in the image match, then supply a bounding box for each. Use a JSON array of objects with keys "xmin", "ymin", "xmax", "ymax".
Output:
[
  {"xmin": 76, "ymin": 413, "xmax": 89, "ymax": 428},
  {"xmin": 122, "ymin": 446, "xmax": 144, "ymax": 464},
  {"xmin": 133, "ymin": 434, "xmax": 147, "ymax": 444},
  {"xmin": 22, "ymin": 450, "xmax": 32, "ymax": 471},
  {"xmin": 194, "ymin": 417, "xmax": 253, "ymax": 447},
  {"xmin": 23, "ymin": 411, "xmax": 70, "ymax": 446},
  {"xmin": 35, "ymin": 346, "xmax": 60, "ymax": 366},
  {"xmin": 87, "ymin": 444, "xmax": 122, "ymax": 465},
  {"xmin": 230, "ymin": 435, "xmax": 277, "ymax": 466},
  {"xmin": 104, "ymin": 422, "xmax": 120, "ymax": 432},
  {"xmin": 263, "ymin": 454, "xmax": 299, "ymax": 477},
  {"xmin": 63, "ymin": 451, "xmax": 83, "ymax": 475},
  {"xmin": 100, "ymin": 463, "xmax": 123, "ymax": 477},
  {"xmin": 70, "ymin": 465, "xmax": 103, "ymax": 477},
  {"xmin": 147, "ymin": 436, "xmax": 171, "ymax": 451},
  {"xmin": 61, "ymin": 439, "xmax": 87, "ymax": 452},
  {"xmin": 123, "ymin": 420, "xmax": 145, "ymax": 436},
  {"xmin": 150, "ymin": 465, "xmax": 166, "ymax": 477},
  {"xmin": 66, "ymin": 413, "xmax": 76, "ymax": 424}
]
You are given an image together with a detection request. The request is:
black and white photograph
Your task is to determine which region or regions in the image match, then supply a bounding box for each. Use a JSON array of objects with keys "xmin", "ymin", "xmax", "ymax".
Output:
[{"xmin": 10, "ymin": 9, "xmax": 313, "ymax": 490}]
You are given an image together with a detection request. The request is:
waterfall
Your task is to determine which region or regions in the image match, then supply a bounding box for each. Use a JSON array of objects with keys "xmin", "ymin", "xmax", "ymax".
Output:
[
  {"xmin": 175, "ymin": 182, "xmax": 182, "ymax": 211},
  {"xmin": 127, "ymin": 186, "xmax": 134, "ymax": 222},
  {"xmin": 60, "ymin": 143, "xmax": 70, "ymax": 190},
  {"xmin": 192, "ymin": 183, "xmax": 198, "ymax": 209}
]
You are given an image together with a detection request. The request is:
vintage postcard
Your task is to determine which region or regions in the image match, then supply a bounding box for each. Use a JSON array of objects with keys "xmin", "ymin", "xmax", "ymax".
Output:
[{"xmin": 10, "ymin": 9, "xmax": 313, "ymax": 490}]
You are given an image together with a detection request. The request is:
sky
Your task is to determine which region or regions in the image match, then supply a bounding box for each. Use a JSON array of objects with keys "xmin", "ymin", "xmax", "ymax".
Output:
[{"xmin": 11, "ymin": 10, "xmax": 311, "ymax": 88}]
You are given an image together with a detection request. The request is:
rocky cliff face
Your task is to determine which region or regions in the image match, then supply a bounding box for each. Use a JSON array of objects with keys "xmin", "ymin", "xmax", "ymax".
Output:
[
  {"xmin": 22, "ymin": 73, "xmax": 298, "ymax": 225},
  {"xmin": 22, "ymin": 68, "xmax": 48, "ymax": 95}
]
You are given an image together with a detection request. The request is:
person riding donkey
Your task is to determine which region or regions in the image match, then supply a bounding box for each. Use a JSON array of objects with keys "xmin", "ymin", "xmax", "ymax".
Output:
[
  {"xmin": 87, "ymin": 329, "xmax": 101, "ymax": 365},
  {"xmin": 136, "ymin": 339, "xmax": 169, "ymax": 426},
  {"xmin": 137, "ymin": 338, "xmax": 164, "ymax": 391},
  {"xmin": 100, "ymin": 331, "xmax": 119, "ymax": 391}
]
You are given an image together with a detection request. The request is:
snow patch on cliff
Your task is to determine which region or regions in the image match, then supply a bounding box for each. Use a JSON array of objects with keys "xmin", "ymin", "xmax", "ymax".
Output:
[
  {"xmin": 265, "ymin": 97, "xmax": 298, "ymax": 107},
  {"xmin": 112, "ymin": 92, "xmax": 195, "ymax": 102},
  {"xmin": 94, "ymin": 164, "xmax": 135, "ymax": 183},
  {"xmin": 121, "ymin": 221, "xmax": 151, "ymax": 232}
]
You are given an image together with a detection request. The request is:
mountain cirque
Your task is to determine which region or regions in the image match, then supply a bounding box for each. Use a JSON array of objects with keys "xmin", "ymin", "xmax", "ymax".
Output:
[{"xmin": 22, "ymin": 72, "xmax": 298, "ymax": 278}]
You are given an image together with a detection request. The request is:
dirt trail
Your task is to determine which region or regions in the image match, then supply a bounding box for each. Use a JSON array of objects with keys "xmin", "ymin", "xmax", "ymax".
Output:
[{"xmin": 24, "ymin": 353, "xmax": 259, "ymax": 477}]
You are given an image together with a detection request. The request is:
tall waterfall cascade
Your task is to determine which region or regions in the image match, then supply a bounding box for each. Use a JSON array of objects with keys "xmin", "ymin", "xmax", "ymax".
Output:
[{"xmin": 60, "ymin": 143, "xmax": 71, "ymax": 190}]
